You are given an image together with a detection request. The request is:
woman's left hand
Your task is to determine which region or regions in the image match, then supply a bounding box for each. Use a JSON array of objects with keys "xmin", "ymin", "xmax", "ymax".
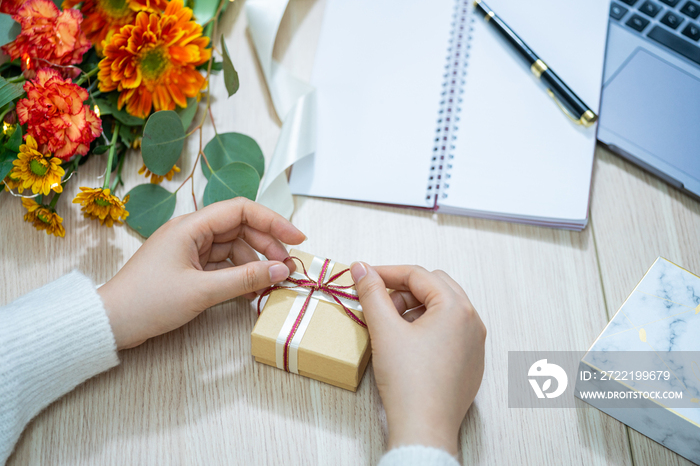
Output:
[{"xmin": 98, "ymin": 198, "xmax": 306, "ymax": 350}]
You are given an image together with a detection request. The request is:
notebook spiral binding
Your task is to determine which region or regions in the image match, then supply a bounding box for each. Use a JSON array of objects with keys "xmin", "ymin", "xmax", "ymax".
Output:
[{"xmin": 425, "ymin": 0, "xmax": 473, "ymax": 207}]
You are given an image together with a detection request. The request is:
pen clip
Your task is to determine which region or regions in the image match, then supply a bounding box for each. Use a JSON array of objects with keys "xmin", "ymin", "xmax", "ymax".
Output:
[{"xmin": 546, "ymin": 89, "xmax": 598, "ymax": 128}]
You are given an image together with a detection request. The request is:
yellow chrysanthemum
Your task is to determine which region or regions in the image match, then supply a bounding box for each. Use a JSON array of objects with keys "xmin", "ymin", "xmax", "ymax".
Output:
[
  {"xmin": 138, "ymin": 163, "xmax": 180, "ymax": 184},
  {"xmin": 22, "ymin": 198, "xmax": 66, "ymax": 237},
  {"xmin": 72, "ymin": 187, "xmax": 129, "ymax": 227},
  {"xmin": 3, "ymin": 172, "xmax": 21, "ymax": 192},
  {"xmin": 97, "ymin": 0, "xmax": 211, "ymax": 119},
  {"xmin": 11, "ymin": 135, "xmax": 65, "ymax": 195}
]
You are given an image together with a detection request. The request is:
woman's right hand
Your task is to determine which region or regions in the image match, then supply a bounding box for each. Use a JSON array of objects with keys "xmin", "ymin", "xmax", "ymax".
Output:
[{"xmin": 350, "ymin": 263, "xmax": 486, "ymax": 456}]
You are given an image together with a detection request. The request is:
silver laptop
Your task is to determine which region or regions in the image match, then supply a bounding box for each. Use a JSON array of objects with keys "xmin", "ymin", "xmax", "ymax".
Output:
[{"xmin": 599, "ymin": 0, "xmax": 700, "ymax": 200}]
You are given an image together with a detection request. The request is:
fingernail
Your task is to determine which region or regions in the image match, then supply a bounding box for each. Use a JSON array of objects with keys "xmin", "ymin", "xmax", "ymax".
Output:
[
  {"xmin": 350, "ymin": 262, "xmax": 367, "ymax": 282},
  {"xmin": 269, "ymin": 263, "xmax": 289, "ymax": 282}
]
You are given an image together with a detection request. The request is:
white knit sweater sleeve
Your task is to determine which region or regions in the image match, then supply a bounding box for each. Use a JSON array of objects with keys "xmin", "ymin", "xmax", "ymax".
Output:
[
  {"xmin": 378, "ymin": 445, "xmax": 461, "ymax": 466},
  {"xmin": 0, "ymin": 271, "xmax": 119, "ymax": 464}
]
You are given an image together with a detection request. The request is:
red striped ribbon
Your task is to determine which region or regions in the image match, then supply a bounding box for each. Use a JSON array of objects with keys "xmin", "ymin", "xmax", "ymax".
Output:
[{"xmin": 257, "ymin": 256, "xmax": 366, "ymax": 372}]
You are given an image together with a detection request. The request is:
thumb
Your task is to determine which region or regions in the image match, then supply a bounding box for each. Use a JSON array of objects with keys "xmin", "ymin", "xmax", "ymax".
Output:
[
  {"xmin": 351, "ymin": 262, "xmax": 402, "ymax": 335},
  {"xmin": 200, "ymin": 260, "xmax": 290, "ymax": 304}
]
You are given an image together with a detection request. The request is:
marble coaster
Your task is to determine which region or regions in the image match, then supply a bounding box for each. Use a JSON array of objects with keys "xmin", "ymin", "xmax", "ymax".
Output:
[{"xmin": 576, "ymin": 257, "xmax": 700, "ymax": 464}]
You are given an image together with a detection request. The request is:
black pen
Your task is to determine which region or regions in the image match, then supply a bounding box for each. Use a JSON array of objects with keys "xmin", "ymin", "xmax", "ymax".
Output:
[{"xmin": 473, "ymin": 0, "xmax": 598, "ymax": 128}]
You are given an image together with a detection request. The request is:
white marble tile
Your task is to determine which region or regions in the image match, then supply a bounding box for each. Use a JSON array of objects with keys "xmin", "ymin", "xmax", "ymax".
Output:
[{"xmin": 583, "ymin": 257, "xmax": 700, "ymax": 424}]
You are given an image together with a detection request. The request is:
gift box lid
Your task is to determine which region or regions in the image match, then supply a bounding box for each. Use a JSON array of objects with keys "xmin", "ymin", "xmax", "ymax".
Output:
[{"xmin": 251, "ymin": 250, "xmax": 371, "ymax": 391}]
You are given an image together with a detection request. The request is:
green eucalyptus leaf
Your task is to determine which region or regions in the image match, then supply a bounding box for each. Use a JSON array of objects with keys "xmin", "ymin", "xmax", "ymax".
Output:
[
  {"xmin": 176, "ymin": 96, "xmax": 199, "ymax": 130},
  {"xmin": 0, "ymin": 152, "xmax": 17, "ymax": 181},
  {"xmin": 119, "ymin": 124, "xmax": 135, "ymax": 146},
  {"xmin": 192, "ymin": 0, "xmax": 222, "ymax": 25},
  {"xmin": 93, "ymin": 98, "xmax": 113, "ymax": 116},
  {"xmin": 100, "ymin": 95, "xmax": 145, "ymax": 126},
  {"xmin": 202, "ymin": 182, "xmax": 212, "ymax": 207},
  {"xmin": 93, "ymin": 145, "xmax": 111, "ymax": 155},
  {"xmin": 0, "ymin": 76, "xmax": 24, "ymax": 110},
  {"xmin": 0, "ymin": 14, "xmax": 20, "ymax": 48},
  {"xmin": 4, "ymin": 125, "xmax": 22, "ymax": 152},
  {"xmin": 111, "ymin": 106, "xmax": 145, "ymax": 127},
  {"xmin": 201, "ymin": 132, "xmax": 264, "ymax": 179},
  {"xmin": 125, "ymin": 184, "xmax": 177, "ymax": 238},
  {"xmin": 209, "ymin": 60, "xmax": 223, "ymax": 72},
  {"xmin": 202, "ymin": 20, "xmax": 214, "ymax": 39},
  {"xmin": 141, "ymin": 110, "xmax": 186, "ymax": 176},
  {"xmin": 203, "ymin": 162, "xmax": 260, "ymax": 206},
  {"xmin": 221, "ymin": 36, "xmax": 239, "ymax": 97}
]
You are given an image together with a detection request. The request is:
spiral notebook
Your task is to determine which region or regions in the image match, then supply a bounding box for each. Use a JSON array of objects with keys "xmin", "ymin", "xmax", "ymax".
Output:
[{"xmin": 288, "ymin": 0, "xmax": 609, "ymax": 230}]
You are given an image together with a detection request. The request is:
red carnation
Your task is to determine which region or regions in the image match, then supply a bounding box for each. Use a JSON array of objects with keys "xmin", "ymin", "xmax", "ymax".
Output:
[
  {"xmin": 16, "ymin": 69, "xmax": 102, "ymax": 160},
  {"xmin": 1, "ymin": 0, "xmax": 90, "ymax": 73},
  {"xmin": 0, "ymin": 0, "xmax": 23, "ymax": 15}
]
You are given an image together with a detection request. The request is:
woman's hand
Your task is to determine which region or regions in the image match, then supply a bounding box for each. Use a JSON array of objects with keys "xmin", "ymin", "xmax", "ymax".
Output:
[
  {"xmin": 350, "ymin": 263, "xmax": 486, "ymax": 456},
  {"xmin": 98, "ymin": 198, "xmax": 305, "ymax": 350}
]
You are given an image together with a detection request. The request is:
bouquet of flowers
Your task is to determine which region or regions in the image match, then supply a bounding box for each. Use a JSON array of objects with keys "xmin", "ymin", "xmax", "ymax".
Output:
[{"xmin": 0, "ymin": 0, "xmax": 264, "ymax": 238}]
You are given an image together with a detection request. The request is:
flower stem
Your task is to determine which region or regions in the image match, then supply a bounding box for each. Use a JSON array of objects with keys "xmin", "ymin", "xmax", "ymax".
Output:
[
  {"xmin": 103, "ymin": 122, "xmax": 120, "ymax": 190},
  {"xmin": 75, "ymin": 66, "xmax": 99, "ymax": 86},
  {"xmin": 208, "ymin": 106, "xmax": 218, "ymax": 135},
  {"xmin": 49, "ymin": 191, "xmax": 62, "ymax": 208},
  {"xmin": 50, "ymin": 157, "xmax": 80, "ymax": 209},
  {"xmin": 6, "ymin": 75, "xmax": 24, "ymax": 84},
  {"xmin": 111, "ymin": 150, "xmax": 126, "ymax": 192},
  {"xmin": 176, "ymin": 1, "xmax": 226, "ymax": 210},
  {"xmin": 48, "ymin": 155, "xmax": 81, "ymax": 208}
]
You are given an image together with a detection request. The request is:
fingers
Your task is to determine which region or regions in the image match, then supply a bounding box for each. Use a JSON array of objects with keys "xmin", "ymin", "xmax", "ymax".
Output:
[
  {"xmin": 401, "ymin": 305, "xmax": 426, "ymax": 322},
  {"xmin": 207, "ymin": 238, "xmax": 260, "ymax": 266},
  {"xmin": 373, "ymin": 265, "xmax": 455, "ymax": 309},
  {"xmin": 350, "ymin": 262, "xmax": 404, "ymax": 335},
  {"xmin": 206, "ymin": 236, "xmax": 297, "ymax": 277},
  {"xmin": 193, "ymin": 198, "xmax": 305, "ymax": 246},
  {"xmin": 198, "ymin": 260, "xmax": 291, "ymax": 304},
  {"xmin": 389, "ymin": 290, "xmax": 422, "ymax": 315},
  {"xmin": 236, "ymin": 225, "xmax": 290, "ymax": 263},
  {"xmin": 432, "ymin": 269, "xmax": 471, "ymax": 303}
]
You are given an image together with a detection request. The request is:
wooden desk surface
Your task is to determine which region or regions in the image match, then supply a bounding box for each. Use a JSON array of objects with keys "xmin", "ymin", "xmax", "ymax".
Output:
[{"xmin": 2, "ymin": 1, "xmax": 699, "ymax": 465}]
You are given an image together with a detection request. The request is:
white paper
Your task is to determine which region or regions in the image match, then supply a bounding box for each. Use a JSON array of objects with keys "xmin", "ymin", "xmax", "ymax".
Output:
[
  {"xmin": 288, "ymin": 0, "xmax": 455, "ymax": 207},
  {"xmin": 439, "ymin": 0, "xmax": 609, "ymax": 226}
]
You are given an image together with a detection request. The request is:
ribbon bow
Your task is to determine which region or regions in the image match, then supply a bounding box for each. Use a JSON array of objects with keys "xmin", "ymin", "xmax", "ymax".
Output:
[{"xmin": 257, "ymin": 256, "xmax": 366, "ymax": 373}]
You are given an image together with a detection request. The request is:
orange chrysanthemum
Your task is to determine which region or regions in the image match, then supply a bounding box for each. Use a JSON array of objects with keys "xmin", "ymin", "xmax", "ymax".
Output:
[
  {"xmin": 73, "ymin": 187, "xmax": 129, "ymax": 227},
  {"xmin": 62, "ymin": 0, "xmax": 168, "ymax": 54},
  {"xmin": 98, "ymin": 0, "xmax": 211, "ymax": 119},
  {"xmin": 2, "ymin": 0, "xmax": 90, "ymax": 73},
  {"xmin": 16, "ymin": 69, "xmax": 102, "ymax": 160}
]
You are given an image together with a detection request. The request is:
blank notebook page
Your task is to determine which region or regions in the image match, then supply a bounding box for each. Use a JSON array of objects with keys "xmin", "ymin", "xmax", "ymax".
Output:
[
  {"xmin": 440, "ymin": 0, "xmax": 609, "ymax": 223},
  {"xmin": 288, "ymin": 0, "xmax": 454, "ymax": 207}
]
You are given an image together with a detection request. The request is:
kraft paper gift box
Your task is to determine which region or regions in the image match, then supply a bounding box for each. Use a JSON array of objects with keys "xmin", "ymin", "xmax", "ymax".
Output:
[
  {"xmin": 251, "ymin": 249, "xmax": 371, "ymax": 391},
  {"xmin": 575, "ymin": 258, "xmax": 700, "ymax": 464}
]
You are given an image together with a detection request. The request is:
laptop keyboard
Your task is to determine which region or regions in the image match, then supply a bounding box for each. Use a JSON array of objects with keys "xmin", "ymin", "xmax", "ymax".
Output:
[{"xmin": 611, "ymin": 0, "xmax": 700, "ymax": 65}]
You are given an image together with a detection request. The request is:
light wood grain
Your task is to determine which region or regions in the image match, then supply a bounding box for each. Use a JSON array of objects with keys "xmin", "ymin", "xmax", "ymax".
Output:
[
  {"xmin": 1, "ymin": 0, "xmax": 699, "ymax": 465},
  {"xmin": 589, "ymin": 147, "xmax": 700, "ymax": 466}
]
